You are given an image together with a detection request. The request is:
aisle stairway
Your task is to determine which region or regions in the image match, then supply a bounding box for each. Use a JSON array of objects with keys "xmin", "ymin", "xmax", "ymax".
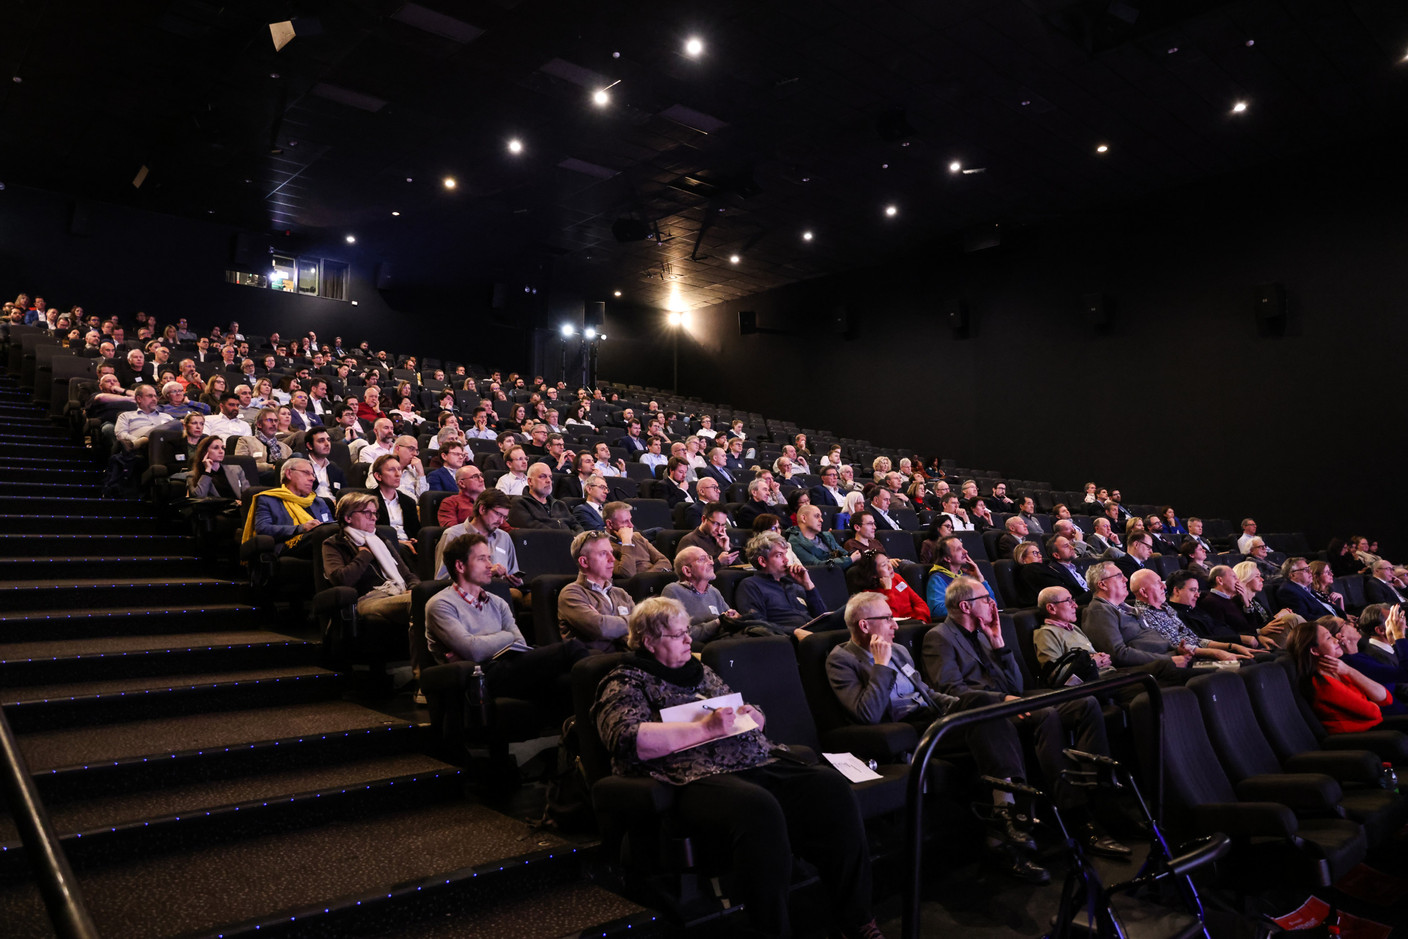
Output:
[{"xmin": 0, "ymin": 379, "xmax": 653, "ymax": 938}]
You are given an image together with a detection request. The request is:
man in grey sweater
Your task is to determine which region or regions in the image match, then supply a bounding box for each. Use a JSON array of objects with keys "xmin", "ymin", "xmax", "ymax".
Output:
[{"xmin": 661, "ymin": 545, "xmax": 739, "ymax": 650}]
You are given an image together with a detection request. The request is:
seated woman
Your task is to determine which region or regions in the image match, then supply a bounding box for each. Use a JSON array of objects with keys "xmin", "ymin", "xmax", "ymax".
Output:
[
  {"xmin": 1159, "ymin": 505, "xmax": 1186, "ymax": 536},
  {"xmin": 322, "ymin": 491, "xmax": 421, "ymax": 631},
  {"xmin": 906, "ymin": 478, "xmax": 930, "ymax": 511},
  {"xmin": 250, "ymin": 376, "xmax": 275, "ymax": 410},
  {"xmin": 199, "ymin": 374, "xmax": 227, "ymax": 411},
  {"xmin": 846, "ymin": 550, "xmax": 931, "ymax": 622},
  {"xmin": 178, "ymin": 412, "xmax": 206, "ymax": 464},
  {"xmin": 1327, "ymin": 538, "xmax": 1362, "ymax": 578},
  {"xmin": 1179, "ymin": 540, "xmax": 1212, "ymax": 580},
  {"xmin": 842, "ymin": 509, "xmax": 885, "ymax": 556},
  {"xmin": 784, "ymin": 488, "xmax": 811, "ymax": 529},
  {"xmin": 1309, "ymin": 560, "xmax": 1350, "ymax": 619},
  {"xmin": 918, "ymin": 516, "xmax": 955, "ymax": 568},
  {"xmin": 187, "ymin": 435, "xmax": 250, "ymax": 503},
  {"xmin": 592, "ymin": 597, "xmax": 882, "ymax": 938},
  {"xmin": 1288, "ymin": 616, "xmax": 1394, "ymax": 733}
]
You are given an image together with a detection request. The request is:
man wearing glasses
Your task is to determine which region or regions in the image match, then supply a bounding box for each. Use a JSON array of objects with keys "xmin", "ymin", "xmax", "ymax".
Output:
[
  {"xmin": 827, "ymin": 590, "xmax": 1052, "ymax": 884},
  {"xmin": 1081, "ymin": 561, "xmax": 1193, "ymax": 672},
  {"xmin": 248, "ymin": 457, "xmax": 334, "ymax": 558},
  {"xmin": 924, "ymin": 576, "xmax": 1131, "ymax": 861},
  {"xmin": 1274, "ymin": 557, "xmax": 1342, "ymax": 621},
  {"xmin": 558, "ymin": 530, "xmax": 635, "ymax": 652}
]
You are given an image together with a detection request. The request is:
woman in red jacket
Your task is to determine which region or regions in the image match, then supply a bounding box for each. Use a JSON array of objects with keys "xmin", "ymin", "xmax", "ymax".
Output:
[
  {"xmin": 846, "ymin": 551, "xmax": 931, "ymax": 622},
  {"xmin": 1287, "ymin": 616, "xmax": 1392, "ymax": 734}
]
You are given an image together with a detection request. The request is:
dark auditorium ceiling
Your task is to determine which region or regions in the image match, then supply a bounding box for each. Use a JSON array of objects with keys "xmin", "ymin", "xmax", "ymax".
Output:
[{"xmin": 2, "ymin": 0, "xmax": 1406, "ymax": 311}]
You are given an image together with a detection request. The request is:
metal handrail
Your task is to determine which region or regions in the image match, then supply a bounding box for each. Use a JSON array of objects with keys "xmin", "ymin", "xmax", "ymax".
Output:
[
  {"xmin": 0, "ymin": 705, "xmax": 99, "ymax": 938},
  {"xmin": 902, "ymin": 672, "xmax": 1164, "ymax": 939}
]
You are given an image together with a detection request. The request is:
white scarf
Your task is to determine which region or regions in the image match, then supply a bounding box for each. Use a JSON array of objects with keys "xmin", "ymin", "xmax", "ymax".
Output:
[{"xmin": 344, "ymin": 526, "xmax": 406, "ymax": 595}]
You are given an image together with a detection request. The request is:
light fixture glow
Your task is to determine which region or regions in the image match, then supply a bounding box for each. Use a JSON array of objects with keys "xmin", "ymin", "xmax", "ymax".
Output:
[
  {"xmin": 443, "ymin": 177, "xmax": 457, "ymax": 189},
  {"xmin": 584, "ymin": 327, "xmax": 597, "ymax": 339},
  {"xmin": 684, "ymin": 37, "xmax": 703, "ymax": 57},
  {"xmin": 729, "ymin": 254, "xmax": 740, "ymax": 264},
  {"xmin": 949, "ymin": 161, "xmax": 962, "ymax": 173},
  {"xmin": 507, "ymin": 138, "xmax": 523, "ymax": 154},
  {"xmin": 1232, "ymin": 101, "xmax": 1248, "ymax": 113},
  {"xmin": 592, "ymin": 89, "xmax": 610, "ymax": 106},
  {"xmin": 613, "ymin": 290, "xmax": 622, "ymax": 297},
  {"xmin": 802, "ymin": 230, "xmax": 814, "ymax": 241},
  {"xmin": 344, "ymin": 235, "xmax": 356, "ymax": 244},
  {"xmin": 884, "ymin": 204, "xmax": 898, "ymax": 217},
  {"xmin": 391, "ymin": 211, "xmax": 400, "ymax": 216},
  {"xmin": 1096, "ymin": 143, "xmax": 1109, "ymax": 153},
  {"xmin": 560, "ymin": 324, "xmax": 575, "ymax": 337}
]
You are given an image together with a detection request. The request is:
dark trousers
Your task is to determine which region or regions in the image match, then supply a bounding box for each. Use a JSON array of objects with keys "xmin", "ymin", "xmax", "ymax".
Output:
[
  {"xmin": 1016, "ymin": 697, "xmax": 1108, "ymax": 809},
  {"xmin": 674, "ymin": 761, "xmax": 873, "ymax": 936},
  {"xmin": 486, "ymin": 640, "xmax": 590, "ymax": 708}
]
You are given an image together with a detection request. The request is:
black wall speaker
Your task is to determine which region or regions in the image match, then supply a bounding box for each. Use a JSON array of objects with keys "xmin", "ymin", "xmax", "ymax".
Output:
[
  {"xmin": 375, "ymin": 262, "xmax": 393, "ymax": 290},
  {"xmin": 585, "ymin": 301, "xmax": 605, "ymax": 330},
  {"xmin": 1084, "ymin": 292, "xmax": 1111, "ymax": 328},
  {"xmin": 739, "ymin": 310, "xmax": 757, "ymax": 335},
  {"xmin": 1254, "ymin": 283, "xmax": 1286, "ymax": 322},
  {"xmin": 70, "ymin": 200, "xmax": 91, "ymax": 236},
  {"xmin": 231, "ymin": 232, "xmax": 261, "ymax": 267},
  {"xmin": 830, "ymin": 304, "xmax": 852, "ymax": 337},
  {"xmin": 491, "ymin": 283, "xmax": 509, "ymax": 310},
  {"xmin": 945, "ymin": 300, "xmax": 968, "ymax": 334}
]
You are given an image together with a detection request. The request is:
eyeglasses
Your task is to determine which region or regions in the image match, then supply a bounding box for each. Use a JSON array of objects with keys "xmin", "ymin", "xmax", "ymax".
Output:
[
  {"xmin": 858, "ymin": 613, "xmax": 896, "ymax": 624},
  {"xmin": 657, "ymin": 629, "xmax": 691, "ymax": 641},
  {"xmin": 1052, "ymin": 596, "xmax": 1078, "ymax": 605},
  {"xmin": 961, "ymin": 594, "xmax": 995, "ymax": 605}
]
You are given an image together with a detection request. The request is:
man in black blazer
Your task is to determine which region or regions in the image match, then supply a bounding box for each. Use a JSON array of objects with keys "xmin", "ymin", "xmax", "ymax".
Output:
[
  {"xmin": 1017, "ymin": 535, "xmax": 1093, "ymax": 606},
  {"xmin": 371, "ymin": 453, "xmax": 420, "ymax": 563},
  {"xmin": 1274, "ymin": 558, "xmax": 1341, "ymax": 621},
  {"xmin": 293, "ymin": 426, "xmax": 347, "ymax": 503},
  {"xmin": 809, "ymin": 465, "xmax": 847, "ymax": 509},
  {"xmin": 1114, "ymin": 533, "xmax": 1155, "ymax": 581},
  {"xmin": 615, "ymin": 419, "xmax": 647, "ymax": 455},
  {"xmin": 698, "ymin": 446, "xmax": 739, "ymax": 489},
  {"xmin": 733, "ymin": 477, "xmax": 775, "ymax": 529},
  {"xmin": 572, "ymin": 475, "xmax": 610, "ymax": 531},
  {"xmin": 1364, "ymin": 560, "xmax": 1407, "ymax": 607},
  {"xmin": 867, "ymin": 488, "xmax": 901, "ymax": 532}
]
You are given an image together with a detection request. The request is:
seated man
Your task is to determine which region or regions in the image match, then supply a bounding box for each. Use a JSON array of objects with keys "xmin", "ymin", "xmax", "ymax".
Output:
[
  {"xmin": 591, "ymin": 441, "xmax": 627, "ymax": 478},
  {"xmin": 1349, "ymin": 604, "xmax": 1408, "ymax": 692},
  {"xmin": 925, "ymin": 535, "xmax": 995, "ymax": 619},
  {"xmin": 480, "ymin": 432, "xmax": 519, "ymax": 474},
  {"xmin": 1017, "ymin": 534, "xmax": 1093, "ymax": 606},
  {"xmin": 322, "ymin": 491, "xmax": 420, "ymax": 633},
  {"xmin": 370, "ymin": 455, "xmax": 419, "ymax": 557},
  {"xmin": 827, "ymin": 590, "xmax": 1053, "ymax": 883},
  {"xmin": 573, "ymin": 474, "xmax": 611, "ymax": 531},
  {"xmin": 426, "ymin": 441, "xmax": 468, "ymax": 492},
  {"xmin": 923, "ymin": 576, "xmax": 1130, "ymax": 858},
  {"xmin": 604, "ymin": 500, "xmax": 672, "ymax": 576},
  {"xmin": 936, "ymin": 493, "xmax": 973, "ymax": 533},
  {"xmin": 1032, "ymin": 586, "xmax": 1116, "ymax": 680},
  {"xmin": 1080, "ymin": 562, "xmax": 1192, "ymax": 672},
  {"xmin": 676, "ymin": 474, "xmax": 721, "ymax": 530},
  {"xmin": 293, "ymin": 426, "xmax": 347, "ymax": 502},
  {"xmin": 368, "ymin": 436, "xmax": 427, "ymax": 499},
  {"xmin": 433, "ymin": 489, "xmax": 521, "ymax": 588},
  {"xmin": 1275, "ymin": 557, "xmax": 1343, "ymax": 621},
  {"xmin": 357, "ymin": 417, "xmax": 397, "ymax": 468},
  {"xmin": 734, "ymin": 476, "xmax": 775, "ymax": 529},
  {"xmin": 113, "ymin": 384, "xmax": 175, "ymax": 453},
  {"xmin": 868, "ymin": 487, "xmax": 902, "ymax": 532},
  {"xmin": 1052, "ymin": 519, "xmax": 1100, "ymax": 560},
  {"xmin": 494, "ymin": 445, "xmax": 531, "ymax": 496},
  {"xmin": 677, "ymin": 503, "xmax": 742, "ymax": 571},
  {"xmin": 1182, "ymin": 517, "xmax": 1215, "ymax": 556},
  {"xmin": 1113, "ymin": 531, "xmax": 1156, "ymax": 580},
  {"xmin": 1236, "ymin": 517, "xmax": 1258, "ymax": 556},
  {"xmin": 988, "ymin": 481, "xmax": 1017, "ymax": 513},
  {"xmin": 788, "ymin": 503, "xmax": 857, "ymax": 570},
  {"xmin": 639, "ymin": 435, "xmax": 668, "ymax": 470},
  {"xmin": 698, "ymin": 446, "xmax": 739, "ymax": 488},
  {"xmin": 243, "ymin": 457, "xmax": 334, "ymax": 558},
  {"xmin": 661, "ymin": 456, "xmax": 694, "ymax": 509},
  {"xmin": 733, "ymin": 531, "xmax": 827, "ymax": 638},
  {"xmin": 436, "ymin": 464, "xmax": 487, "ymax": 527},
  {"xmin": 559, "ymin": 451, "xmax": 597, "ymax": 500},
  {"xmin": 507, "ymin": 462, "xmax": 582, "ymax": 531},
  {"xmin": 236, "ymin": 407, "xmax": 291, "ymax": 481},
  {"xmin": 1364, "ymin": 559, "xmax": 1408, "ymax": 607},
  {"xmin": 1128, "ymin": 569, "xmax": 1254, "ymax": 661},
  {"xmin": 1086, "ymin": 517, "xmax": 1124, "ymax": 558},
  {"xmin": 534, "ymin": 432, "xmax": 575, "ymax": 475},
  {"xmin": 809, "ymin": 465, "xmax": 847, "ymax": 508},
  {"xmin": 615, "ymin": 419, "xmax": 647, "ymax": 455},
  {"xmin": 558, "ymin": 530, "xmax": 635, "ymax": 652},
  {"xmin": 661, "ymin": 545, "xmax": 740, "ymax": 650},
  {"xmin": 1197, "ymin": 564, "xmax": 1276, "ymax": 640},
  {"xmin": 425, "ymin": 533, "xmax": 588, "ymax": 706},
  {"xmin": 995, "ymin": 515, "xmax": 1029, "ymax": 560}
]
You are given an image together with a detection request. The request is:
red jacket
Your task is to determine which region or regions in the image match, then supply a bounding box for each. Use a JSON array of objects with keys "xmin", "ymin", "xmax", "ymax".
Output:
[
  {"xmin": 1310, "ymin": 673, "xmax": 1388, "ymax": 734},
  {"xmin": 883, "ymin": 579, "xmax": 931, "ymax": 622}
]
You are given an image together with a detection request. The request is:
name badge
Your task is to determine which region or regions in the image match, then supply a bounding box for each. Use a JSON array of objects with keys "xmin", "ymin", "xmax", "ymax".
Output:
[
  {"xmin": 616, "ymin": 605, "xmax": 630, "ymax": 615},
  {"xmin": 899, "ymin": 662, "xmax": 920, "ymax": 680},
  {"xmin": 174, "ymin": 454, "xmax": 185, "ymax": 462},
  {"xmin": 495, "ymin": 547, "xmax": 506, "ymax": 558},
  {"xmin": 796, "ymin": 596, "xmax": 807, "ymax": 606},
  {"xmin": 332, "ymin": 481, "xmax": 341, "ymax": 490},
  {"xmin": 318, "ymin": 510, "xmax": 330, "ymax": 521},
  {"xmin": 895, "ymin": 581, "xmax": 907, "ymax": 591},
  {"xmin": 707, "ymin": 605, "xmax": 718, "ymax": 615}
]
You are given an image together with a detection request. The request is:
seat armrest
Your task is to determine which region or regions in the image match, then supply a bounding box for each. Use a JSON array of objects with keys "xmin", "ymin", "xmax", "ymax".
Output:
[
  {"xmin": 1284, "ymin": 750, "xmax": 1382, "ymax": 786},
  {"xmin": 1191, "ymin": 801, "xmax": 1299, "ymax": 839},
  {"xmin": 819, "ymin": 723, "xmax": 919, "ymax": 763},
  {"xmin": 1320, "ymin": 730, "xmax": 1408, "ymax": 764},
  {"xmin": 592, "ymin": 776, "xmax": 676, "ymax": 815},
  {"xmin": 1233, "ymin": 774, "xmax": 1343, "ymax": 814},
  {"xmin": 313, "ymin": 586, "xmax": 358, "ymax": 614},
  {"xmin": 240, "ymin": 534, "xmax": 276, "ymax": 562}
]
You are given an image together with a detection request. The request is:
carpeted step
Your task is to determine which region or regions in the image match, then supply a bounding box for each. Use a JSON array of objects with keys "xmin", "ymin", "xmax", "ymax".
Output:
[
  {"xmin": 0, "ymin": 467, "xmax": 100, "ymax": 484},
  {"xmin": 0, "ymin": 513, "xmax": 172, "ymax": 534},
  {"xmin": 2, "ymin": 665, "xmax": 345, "ymax": 731},
  {"xmin": 0, "ymin": 754, "xmax": 463, "ymax": 875},
  {"xmin": 0, "ymin": 603, "xmax": 262, "ymax": 641},
  {"xmin": 0, "ymin": 496, "xmax": 150, "ymax": 516},
  {"xmin": 0, "ymin": 576, "xmax": 245, "ymax": 612},
  {"xmin": 0, "ymin": 533, "xmax": 194, "ymax": 558},
  {"xmin": 0, "ymin": 555, "xmax": 202, "ymax": 580},
  {"xmin": 0, "ymin": 456, "xmax": 95, "ymax": 469},
  {"xmin": 0, "ymin": 631, "xmax": 319, "ymax": 686},
  {"xmin": 0, "ymin": 481, "xmax": 100, "ymax": 497},
  {"xmin": 0, "ymin": 803, "xmax": 584, "ymax": 939}
]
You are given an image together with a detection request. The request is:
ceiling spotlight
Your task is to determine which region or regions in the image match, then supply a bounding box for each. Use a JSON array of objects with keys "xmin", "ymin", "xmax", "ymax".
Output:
[
  {"xmin": 684, "ymin": 37, "xmax": 703, "ymax": 57},
  {"xmin": 802, "ymin": 230, "xmax": 814, "ymax": 242},
  {"xmin": 1167, "ymin": 47, "xmax": 1178, "ymax": 54},
  {"xmin": 507, "ymin": 138, "xmax": 523, "ymax": 154},
  {"xmin": 560, "ymin": 324, "xmax": 575, "ymax": 337},
  {"xmin": 613, "ymin": 290, "xmax": 622, "ymax": 297},
  {"xmin": 1245, "ymin": 39, "xmax": 1255, "ymax": 47},
  {"xmin": 1231, "ymin": 101, "xmax": 1248, "ymax": 113},
  {"xmin": 405, "ymin": 177, "xmax": 413, "ymax": 182},
  {"xmin": 391, "ymin": 211, "xmax": 400, "ymax": 217},
  {"xmin": 667, "ymin": 311, "xmax": 684, "ymax": 326},
  {"xmin": 443, "ymin": 177, "xmax": 457, "ymax": 189},
  {"xmin": 592, "ymin": 89, "xmax": 610, "ymax": 106},
  {"xmin": 884, "ymin": 204, "xmax": 898, "ymax": 217},
  {"xmin": 729, "ymin": 254, "xmax": 740, "ymax": 264},
  {"xmin": 345, "ymin": 235, "xmax": 356, "ymax": 244},
  {"xmin": 949, "ymin": 161, "xmax": 962, "ymax": 173},
  {"xmin": 584, "ymin": 327, "xmax": 598, "ymax": 339},
  {"xmin": 1096, "ymin": 143, "xmax": 1109, "ymax": 153}
]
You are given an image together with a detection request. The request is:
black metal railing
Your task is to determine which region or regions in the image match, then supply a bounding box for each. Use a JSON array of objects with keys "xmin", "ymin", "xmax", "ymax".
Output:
[
  {"xmin": 0, "ymin": 705, "xmax": 99, "ymax": 938},
  {"xmin": 902, "ymin": 672, "xmax": 1164, "ymax": 939}
]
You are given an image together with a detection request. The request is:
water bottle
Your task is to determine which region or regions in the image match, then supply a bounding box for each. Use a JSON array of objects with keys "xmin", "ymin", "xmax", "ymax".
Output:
[
  {"xmin": 471, "ymin": 664, "xmax": 490, "ymax": 725},
  {"xmin": 1380, "ymin": 762, "xmax": 1399, "ymax": 793}
]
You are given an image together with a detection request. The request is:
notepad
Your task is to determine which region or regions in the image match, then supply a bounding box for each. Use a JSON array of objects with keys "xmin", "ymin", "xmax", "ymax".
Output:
[{"xmin": 659, "ymin": 693, "xmax": 759, "ymax": 751}]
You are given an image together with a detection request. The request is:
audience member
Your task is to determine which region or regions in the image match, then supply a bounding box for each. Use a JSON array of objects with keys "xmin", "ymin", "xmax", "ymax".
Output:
[
  {"xmin": 677, "ymin": 503, "xmax": 741, "ymax": 571},
  {"xmin": 558, "ymin": 531, "xmax": 634, "ymax": 651},
  {"xmin": 734, "ymin": 532, "xmax": 827, "ymax": 638}
]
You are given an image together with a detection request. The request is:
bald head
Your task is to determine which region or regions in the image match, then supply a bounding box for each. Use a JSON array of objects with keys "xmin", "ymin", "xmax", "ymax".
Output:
[{"xmin": 1129, "ymin": 568, "xmax": 1161, "ymax": 601}]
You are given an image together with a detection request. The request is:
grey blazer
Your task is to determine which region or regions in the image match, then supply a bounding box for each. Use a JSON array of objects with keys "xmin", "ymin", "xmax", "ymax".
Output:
[
  {"xmin": 922, "ymin": 618, "xmax": 1024, "ymax": 698},
  {"xmin": 826, "ymin": 639, "xmax": 960, "ymax": 726},
  {"xmin": 1080, "ymin": 598, "xmax": 1173, "ymax": 667},
  {"xmin": 188, "ymin": 464, "xmax": 250, "ymax": 500}
]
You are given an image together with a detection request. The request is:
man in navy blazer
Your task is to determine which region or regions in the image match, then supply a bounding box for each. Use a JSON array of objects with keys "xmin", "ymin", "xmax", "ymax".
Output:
[
  {"xmin": 1274, "ymin": 558, "xmax": 1342, "ymax": 620},
  {"xmin": 1364, "ymin": 560, "xmax": 1407, "ymax": 607},
  {"xmin": 698, "ymin": 446, "xmax": 739, "ymax": 489},
  {"xmin": 571, "ymin": 475, "xmax": 610, "ymax": 532},
  {"xmin": 250, "ymin": 458, "xmax": 334, "ymax": 557},
  {"xmin": 615, "ymin": 419, "xmax": 647, "ymax": 455},
  {"xmin": 809, "ymin": 465, "xmax": 847, "ymax": 508}
]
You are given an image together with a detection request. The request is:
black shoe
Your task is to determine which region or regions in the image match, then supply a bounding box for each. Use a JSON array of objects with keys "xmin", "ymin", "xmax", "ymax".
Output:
[
  {"xmin": 991, "ymin": 803, "xmax": 1037, "ymax": 851},
  {"xmin": 991, "ymin": 843, "xmax": 1051, "ymax": 885},
  {"xmin": 1081, "ymin": 823, "xmax": 1133, "ymax": 859}
]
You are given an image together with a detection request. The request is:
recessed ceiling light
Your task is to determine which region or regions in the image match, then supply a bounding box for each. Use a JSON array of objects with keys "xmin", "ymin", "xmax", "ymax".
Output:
[
  {"xmin": 507, "ymin": 138, "xmax": 523, "ymax": 154},
  {"xmin": 881, "ymin": 163, "xmax": 889, "ymax": 169},
  {"xmin": 729, "ymin": 254, "xmax": 740, "ymax": 264},
  {"xmin": 443, "ymin": 176, "xmax": 457, "ymax": 189},
  {"xmin": 949, "ymin": 161, "xmax": 962, "ymax": 173},
  {"xmin": 613, "ymin": 290, "xmax": 622, "ymax": 297},
  {"xmin": 1020, "ymin": 99, "xmax": 1031, "ymax": 107},
  {"xmin": 592, "ymin": 89, "xmax": 609, "ymax": 106},
  {"xmin": 1245, "ymin": 39, "xmax": 1255, "ymax": 47},
  {"xmin": 1231, "ymin": 101, "xmax": 1248, "ymax": 113},
  {"xmin": 345, "ymin": 235, "xmax": 356, "ymax": 244},
  {"xmin": 405, "ymin": 177, "xmax": 413, "ymax": 183},
  {"xmin": 802, "ymin": 230, "xmax": 814, "ymax": 242},
  {"xmin": 684, "ymin": 37, "xmax": 703, "ymax": 57},
  {"xmin": 1096, "ymin": 143, "xmax": 1109, "ymax": 153},
  {"xmin": 391, "ymin": 211, "xmax": 400, "ymax": 217},
  {"xmin": 1167, "ymin": 47, "xmax": 1178, "ymax": 54},
  {"xmin": 884, "ymin": 205, "xmax": 898, "ymax": 217}
]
